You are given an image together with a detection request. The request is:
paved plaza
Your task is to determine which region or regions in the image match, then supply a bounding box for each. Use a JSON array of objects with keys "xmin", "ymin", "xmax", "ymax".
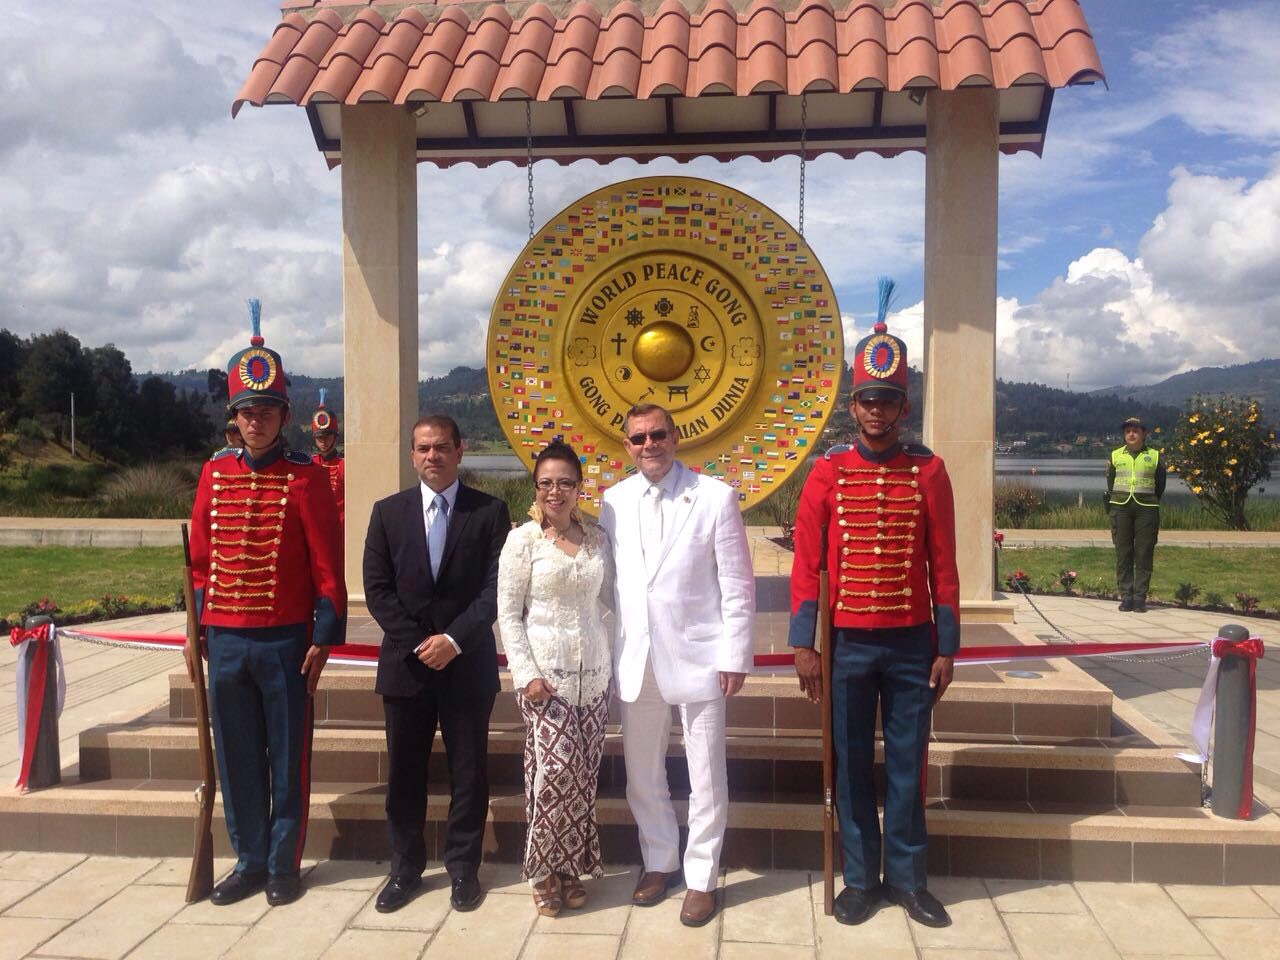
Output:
[{"xmin": 3, "ymin": 528, "xmax": 1279, "ymax": 957}]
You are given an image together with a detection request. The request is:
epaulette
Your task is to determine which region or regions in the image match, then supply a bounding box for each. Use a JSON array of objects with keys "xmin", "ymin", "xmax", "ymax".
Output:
[
  {"xmin": 211, "ymin": 446, "xmax": 242, "ymax": 461},
  {"xmin": 823, "ymin": 443, "xmax": 853, "ymax": 460},
  {"xmin": 284, "ymin": 449, "xmax": 313, "ymax": 465},
  {"xmin": 901, "ymin": 442, "xmax": 935, "ymax": 458}
]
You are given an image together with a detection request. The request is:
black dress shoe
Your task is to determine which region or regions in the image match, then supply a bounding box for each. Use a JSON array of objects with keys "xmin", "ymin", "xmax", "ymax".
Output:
[
  {"xmin": 833, "ymin": 885, "xmax": 881, "ymax": 925},
  {"xmin": 1118, "ymin": 597, "xmax": 1134, "ymax": 612},
  {"xmin": 375, "ymin": 875, "xmax": 421, "ymax": 914},
  {"xmin": 210, "ymin": 871, "xmax": 267, "ymax": 906},
  {"xmin": 1132, "ymin": 598, "xmax": 1148, "ymax": 613},
  {"xmin": 450, "ymin": 875, "xmax": 482, "ymax": 912},
  {"xmin": 265, "ymin": 873, "xmax": 302, "ymax": 907},
  {"xmin": 884, "ymin": 886, "xmax": 952, "ymax": 928}
]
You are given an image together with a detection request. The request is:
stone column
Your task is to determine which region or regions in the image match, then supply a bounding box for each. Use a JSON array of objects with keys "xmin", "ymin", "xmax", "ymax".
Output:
[
  {"xmin": 340, "ymin": 105, "xmax": 419, "ymax": 601},
  {"xmin": 922, "ymin": 89, "xmax": 1004, "ymax": 616}
]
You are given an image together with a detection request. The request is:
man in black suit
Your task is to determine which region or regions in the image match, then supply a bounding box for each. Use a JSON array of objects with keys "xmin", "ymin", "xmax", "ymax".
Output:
[{"xmin": 363, "ymin": 414, "xmax": 511, "ymax": 913}]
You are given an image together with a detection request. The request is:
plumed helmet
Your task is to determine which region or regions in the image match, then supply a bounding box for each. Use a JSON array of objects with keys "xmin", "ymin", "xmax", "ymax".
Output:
[
  {"xmin": 850, "ymin": 277, "xmax": 908, "ymax": 399},
  {"xmin": 311, "ymin": 387, "xmax": 338, "ymax": 436},
  {"xmin": 226, "ymin": 299, "xmax": 289, "ymax": 410}
]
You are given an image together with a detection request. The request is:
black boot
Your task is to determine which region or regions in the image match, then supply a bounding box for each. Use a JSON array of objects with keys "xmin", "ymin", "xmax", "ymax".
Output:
[
  {"xmin": 1132, "ymin": 595, "xmax": 1148, "ymax": 613},
  {"xmin": 1118, "ymin": 595, "xmax": 1133, "ymax": 612}
]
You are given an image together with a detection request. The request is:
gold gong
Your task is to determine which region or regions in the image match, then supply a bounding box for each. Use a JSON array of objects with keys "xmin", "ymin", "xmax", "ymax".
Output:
[{"xmin": 486, "ymin": 176, "xmax": 843, "ymax": 512}]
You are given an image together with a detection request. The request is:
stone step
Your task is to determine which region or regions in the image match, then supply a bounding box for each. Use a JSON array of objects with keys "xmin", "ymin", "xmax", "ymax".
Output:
[
  {"xmin": 79, "ymin": 722, "xmax": 1203, "ymax": 808},
  {"xmin": 168, "ymin": 664, "xmax": 1118, "ymax": 740},
  {"xmin": 1, "ymin": 778, "xmax": 1276, "ymax": 885}
]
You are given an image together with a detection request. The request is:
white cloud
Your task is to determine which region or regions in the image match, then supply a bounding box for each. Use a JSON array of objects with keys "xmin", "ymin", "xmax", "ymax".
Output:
[{"xmin": 994, "ymin": 161, "xmax": 1280, "ymax": 390}]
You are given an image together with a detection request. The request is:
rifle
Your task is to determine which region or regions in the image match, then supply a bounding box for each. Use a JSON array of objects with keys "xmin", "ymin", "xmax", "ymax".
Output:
[
  {"xmin": 818, "ymin": 558, "xmax": 835, "ymax": 916},
  {"xmin": 181, "ymin": 523, "xmax": 216, "ymax": 902}
]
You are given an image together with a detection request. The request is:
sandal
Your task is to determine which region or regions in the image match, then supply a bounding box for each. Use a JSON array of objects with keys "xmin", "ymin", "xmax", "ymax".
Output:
[
  {"xmin": 558, "ymin": 873, "xmax": 587, "ymax": 909},
  {"xmin": 532, "ymin": 875, "xmax": 562, "ymax": 917}
]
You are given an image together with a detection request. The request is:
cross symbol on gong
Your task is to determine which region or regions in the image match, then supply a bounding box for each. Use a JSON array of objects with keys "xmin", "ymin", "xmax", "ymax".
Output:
[{"xmin": 610, "ymin": 332, "xmax": 628, "ymax": 356}]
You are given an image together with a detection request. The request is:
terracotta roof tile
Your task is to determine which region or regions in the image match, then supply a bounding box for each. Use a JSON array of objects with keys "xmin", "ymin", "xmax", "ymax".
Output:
[
  {"xmin": 234, "ymin": 0, "xmax": 1103, "ymax": 165},
  {"xmin": 236, "ymin": 0, "xmax": 1102, "ymax": 114}
]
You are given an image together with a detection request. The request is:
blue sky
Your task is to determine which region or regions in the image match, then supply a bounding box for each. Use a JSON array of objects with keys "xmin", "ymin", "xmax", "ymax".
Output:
[{"xmin": 1, "ymin": 1, "xmax": 1276, "ymax": 391}]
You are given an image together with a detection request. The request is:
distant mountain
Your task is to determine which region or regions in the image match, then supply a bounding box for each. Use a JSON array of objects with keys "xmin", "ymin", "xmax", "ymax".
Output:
[{"xmin": 1094, "ymin": 358, "xmax": 1280, "ymax": 414}]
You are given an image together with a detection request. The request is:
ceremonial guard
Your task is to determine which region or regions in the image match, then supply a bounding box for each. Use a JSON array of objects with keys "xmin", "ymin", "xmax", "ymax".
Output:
[
  {"xmin": 1106, "ymin": 416, "xmax": 1165, "ymax": 613},
  {"xmin": 310, "ymin": 387, "xmax": 345, "ymax": 526},
  {"xmin": 788, "ymin": 286, "xmax": 960, "ymax": 929},
  {"xmin": 188, "ymin": 300, "xmax": 346, "ymax": 907},
  {"xmin": 222, "ymin": 417, "xmax": 243, "ymax": 451}
]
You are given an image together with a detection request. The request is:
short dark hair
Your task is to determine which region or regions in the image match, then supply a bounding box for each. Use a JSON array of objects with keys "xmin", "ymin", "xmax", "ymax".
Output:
[
  {"xmin": 411, "ymin": 413, "xmax": 462, "ymax": 448},
  {"xmin": 623, "ymin": 403, "xmax": 676, "ymax": 435},
  {"xmin": 533, "ymin": 440, "xmax": 583, "ymax": 482}
]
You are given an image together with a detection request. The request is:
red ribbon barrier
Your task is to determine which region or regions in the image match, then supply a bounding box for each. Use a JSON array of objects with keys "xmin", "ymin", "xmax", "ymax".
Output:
[{"xmin": 59, "ymin": 629, "xmax": 1204, "ymax": 669}]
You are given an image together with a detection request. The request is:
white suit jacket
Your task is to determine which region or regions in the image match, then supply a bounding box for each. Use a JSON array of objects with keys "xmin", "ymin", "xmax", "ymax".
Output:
[{"xmin": 600, "ymin": 462, "xmax": 755, "ymax": 704}]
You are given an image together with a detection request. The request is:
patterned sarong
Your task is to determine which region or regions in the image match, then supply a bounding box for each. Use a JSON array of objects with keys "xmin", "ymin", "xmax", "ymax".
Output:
[{"xmin": 519, "ymin": 690, "xmax": 610, "ymax": 882}]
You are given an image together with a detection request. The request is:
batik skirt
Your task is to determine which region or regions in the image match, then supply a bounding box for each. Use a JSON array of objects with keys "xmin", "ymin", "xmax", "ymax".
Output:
[{"xmin": 518, "ymin": 690, "xmax": 610, "ymax": 882}]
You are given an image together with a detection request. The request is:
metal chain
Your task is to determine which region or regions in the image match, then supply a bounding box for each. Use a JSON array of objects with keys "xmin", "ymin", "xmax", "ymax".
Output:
[
  {"xmin": 798, "ymin": 93, "xmax": 807, "ymax": 238},
  {"xmin": 526, "ymin": 100, "xmax": 535, "ymax": 240}
]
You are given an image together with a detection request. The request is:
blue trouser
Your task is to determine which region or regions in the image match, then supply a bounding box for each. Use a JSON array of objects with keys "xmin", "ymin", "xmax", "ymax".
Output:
[
  {"xmin": 207, "ymin": 625, "xmax": 313, "ymax": 878},
  {"xmin": 832, "ymin": 624, "xmax": 934, "ymax": 891}
]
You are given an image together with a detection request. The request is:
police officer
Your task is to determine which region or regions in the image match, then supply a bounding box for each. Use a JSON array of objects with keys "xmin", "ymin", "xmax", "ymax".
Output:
[
  {"xmin": 1107, "ymin": 416, "xmax": 1165, "ymax": 612},
  {"xmin": 310, "ymin": 387, "xmax": 345, "ymax": 527},
  {"xmin": 188, "ymin": 300, "xmax": 346, "ymax": 907},
  {"xmin": 788, "ymin": 308, "xmax": 959, "ymax": 929}
]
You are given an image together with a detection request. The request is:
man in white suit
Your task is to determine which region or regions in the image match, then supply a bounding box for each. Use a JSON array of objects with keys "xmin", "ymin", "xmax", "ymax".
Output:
[{"xmin": 600, "ymin": 403, "xmax": 755, "ymax": 927}]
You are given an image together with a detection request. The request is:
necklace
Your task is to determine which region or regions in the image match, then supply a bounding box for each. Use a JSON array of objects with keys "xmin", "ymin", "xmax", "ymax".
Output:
[{"xmin": 544, "ymin": 521, "xmax": 574, "ymax": 543}]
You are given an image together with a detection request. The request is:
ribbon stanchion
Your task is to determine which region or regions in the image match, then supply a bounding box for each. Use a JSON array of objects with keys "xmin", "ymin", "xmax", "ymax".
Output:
[
  {"xmin": 1188, "ymin": 624, "xmax": 1265, "ymax": 819},
  {"xmin": 9, "ymin": 619, "xmax": 66, "ymax": 792}
]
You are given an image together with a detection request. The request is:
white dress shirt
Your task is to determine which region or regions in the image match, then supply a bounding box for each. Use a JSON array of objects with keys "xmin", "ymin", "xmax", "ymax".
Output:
[{"xmin": 420, "ymin": 478, "xmax": 462, "ymax": 655}]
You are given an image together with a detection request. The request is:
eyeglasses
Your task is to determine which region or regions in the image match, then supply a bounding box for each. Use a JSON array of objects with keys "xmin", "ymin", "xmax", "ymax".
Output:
[
  {"xmin": 625, "ymin": 429, "xmax": 670, "ymax": 446},
  {"xmin": 534, "ymin": 478, "xmax": 579, "ymax": 492}
]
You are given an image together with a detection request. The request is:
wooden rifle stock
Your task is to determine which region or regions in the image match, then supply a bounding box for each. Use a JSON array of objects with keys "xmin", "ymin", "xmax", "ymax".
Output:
[
  {"xmin": 818, "ymin": 566, "xmax": 835, "ymax": 915},
  {"xmin": 181, "ymin": 523, "xmax": 216, "ymax": 902}
]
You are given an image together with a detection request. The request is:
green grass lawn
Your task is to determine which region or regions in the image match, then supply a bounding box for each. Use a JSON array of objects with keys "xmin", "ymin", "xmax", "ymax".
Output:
[
  {"xmin": 0, "ymin": 546, "xmax": 184, "ymax": 617},
  {"xmin": 997, "ymin": 546, "xmax": 1280, "ymax": 611}
]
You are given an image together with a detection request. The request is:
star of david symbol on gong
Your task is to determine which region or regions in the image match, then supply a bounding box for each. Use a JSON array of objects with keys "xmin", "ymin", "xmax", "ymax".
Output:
[
  {"xmin": 625, "ymin": 307, "xmax": 645, "ymax": 327},
  {"xmin": 693, "ymin": 364, "xmax": 711, "ymax": 383},
  {"xmin": 654, "ymin": 297, "xmax": 674, "ymax": 317}
]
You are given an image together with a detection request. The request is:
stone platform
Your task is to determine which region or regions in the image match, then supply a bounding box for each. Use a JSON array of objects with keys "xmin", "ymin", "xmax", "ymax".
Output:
[{"xmin": 4, "ymin": 587, "xmax": 1279, "ymax": 885}]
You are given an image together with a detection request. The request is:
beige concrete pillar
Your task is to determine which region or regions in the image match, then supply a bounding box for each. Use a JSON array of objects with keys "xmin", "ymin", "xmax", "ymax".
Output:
[
  {"xmin": 340, "ymin": 105, "xmax": 419, "ymax": 601},
  {"xmin": 922, "ymin": 89, "xmax": 1006, "ymax": 618}
]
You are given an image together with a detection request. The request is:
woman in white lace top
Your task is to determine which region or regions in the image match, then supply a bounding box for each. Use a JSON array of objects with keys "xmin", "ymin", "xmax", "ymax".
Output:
[{"xmin": 497, "ymin": 441, "xmax": 614, "ymax": 919}]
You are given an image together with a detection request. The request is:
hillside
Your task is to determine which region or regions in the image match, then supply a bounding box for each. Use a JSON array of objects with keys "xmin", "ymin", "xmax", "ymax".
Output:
[{"xmin": 1094, "ymin": 358, "xmax": 1280, "ymax": 413}]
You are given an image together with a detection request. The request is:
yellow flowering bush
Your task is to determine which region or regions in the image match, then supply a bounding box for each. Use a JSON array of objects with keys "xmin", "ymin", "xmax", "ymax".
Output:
[{"xmin": 1165, "ymin": 395, "xmax": 1277, "ymax": 530}]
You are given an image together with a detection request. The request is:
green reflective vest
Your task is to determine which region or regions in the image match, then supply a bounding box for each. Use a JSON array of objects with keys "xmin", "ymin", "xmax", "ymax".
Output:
[{"xmin": 1110, "ymin": 446, "xmax": 1160, "ymax": 507}]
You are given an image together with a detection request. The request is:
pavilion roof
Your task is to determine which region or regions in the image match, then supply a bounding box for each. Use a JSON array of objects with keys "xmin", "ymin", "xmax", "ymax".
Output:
[{"xmin": 233, "ymin": 0, "xmax": 1104, "ymax": 167}]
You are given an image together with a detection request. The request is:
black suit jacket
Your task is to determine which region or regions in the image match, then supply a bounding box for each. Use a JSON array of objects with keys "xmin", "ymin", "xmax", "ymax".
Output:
[{"xmin": 363, "ymin": 482, "xmax": 511, "ymax": 698}]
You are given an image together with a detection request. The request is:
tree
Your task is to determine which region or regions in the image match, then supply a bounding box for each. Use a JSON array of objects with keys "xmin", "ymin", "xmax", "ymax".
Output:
[
  {"xmin": 17, "ymin": 330, "xmax": 93, "ymax": 423},
  {"xmin": 0, "ymin": 329, "xmax": 28, "ymax": 415},
  {"xmin": 1164, "ymin": 395, "xmax": 1277, "ymax": 530},
  {"xmin": 85, "ymin": 345, "xmax": 138, "ymax": 459}
]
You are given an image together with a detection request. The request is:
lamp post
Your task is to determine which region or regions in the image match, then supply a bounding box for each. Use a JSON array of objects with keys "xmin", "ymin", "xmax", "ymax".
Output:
[{"xmin": 69, "ymin": 391, "xmax": 76, "ymax": 457}]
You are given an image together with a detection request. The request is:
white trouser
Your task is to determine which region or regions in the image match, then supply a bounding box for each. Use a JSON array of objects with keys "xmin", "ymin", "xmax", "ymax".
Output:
[{"xmin": 620, "ymin": 655, "xmax": 727, "ymax": 893}]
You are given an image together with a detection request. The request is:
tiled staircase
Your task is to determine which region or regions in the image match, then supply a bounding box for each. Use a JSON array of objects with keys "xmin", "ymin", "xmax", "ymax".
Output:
[{"xmin": 4, "ymin": 620, "xmax": 1278, "ymax": 884}]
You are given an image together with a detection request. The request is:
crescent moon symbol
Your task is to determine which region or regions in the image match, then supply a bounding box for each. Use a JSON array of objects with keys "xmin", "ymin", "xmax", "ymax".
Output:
[{"xmin": 699, "ymin": 336, "xmax": 717, "ymax": 351}]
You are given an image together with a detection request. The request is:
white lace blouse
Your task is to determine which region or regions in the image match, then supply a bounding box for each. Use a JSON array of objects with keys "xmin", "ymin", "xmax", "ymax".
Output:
[{"xmin": 497, "ymin": 519, "xmax": 615, "ymax": 705}]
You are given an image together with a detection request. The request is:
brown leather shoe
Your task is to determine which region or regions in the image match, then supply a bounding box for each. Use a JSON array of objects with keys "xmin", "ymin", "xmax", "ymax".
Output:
[
  {"xmin": 680, "ymin": 889, "xmax": 717, "ymax": 927},
  {"xmin": 632, "ymin": 870, "xmax": 681, "ymax": 906}
]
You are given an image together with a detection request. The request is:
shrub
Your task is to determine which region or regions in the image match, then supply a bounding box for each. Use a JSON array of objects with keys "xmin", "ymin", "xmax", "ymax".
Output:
[
  {"xmin": 1174, "ymin": 582, "xmax": 1201, "ymax": 607},
  {"xmin": 1003, "ymin": 569, "xmax": 1032, "ymax": 592},
  {"xmin": 994, "ymin": 482, "xmax": 1045, "ymax": 528},
  {"xmin": 1235, "ymin": 592, "xmax": 1261, "ymax": 615},
  {"xmin": 98, "ymin": 463, "xmax": 196, "ymax": 518},
  {"xmin": 19, "ymin": 597, "xmax": 61, "ymax": 621},
  {"xmin": 1164, "ymin": 395, "xmax": 1277, "ymax": 530},
  {"xmin": 1204, "ymin": 591, "xmax": 1226, "ymax": 609},
  {"xmin": 1057, "ymin": 569, "xmax": 1079, "ymax": 595}
]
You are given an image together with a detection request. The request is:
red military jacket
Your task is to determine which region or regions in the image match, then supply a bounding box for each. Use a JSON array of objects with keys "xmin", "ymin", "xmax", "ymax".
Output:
[
  {"xmin": 189, "ymin": 445, "xmax": 346, "ymax": 644},
  {"xmin": 788, "ymin": 441, "xmax": 960, "ymax": 655},
  {"xmin": 312, "ymin": 452, "xmax": 345, "ymax": 527}
]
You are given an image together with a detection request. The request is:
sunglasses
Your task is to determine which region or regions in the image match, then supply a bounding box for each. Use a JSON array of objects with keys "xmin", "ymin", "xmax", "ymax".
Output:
[
  {"xmin": 625, "ymin": 428, "xmax": 670, "ymax": 446},
  {"xmin": 534, "ymin": 478, "xmax": 579, "ymax": 492}
]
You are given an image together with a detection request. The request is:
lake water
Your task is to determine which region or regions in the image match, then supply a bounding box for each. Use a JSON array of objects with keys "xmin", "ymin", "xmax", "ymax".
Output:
[{"xmin": 464, "ymin": 452, "xmax": 1274, "ymax": 500}]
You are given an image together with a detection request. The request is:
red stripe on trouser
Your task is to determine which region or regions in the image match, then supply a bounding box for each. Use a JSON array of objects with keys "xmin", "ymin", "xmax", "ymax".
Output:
[
  {"xmin": 17, "ymin": 636, "xmax": 50, "ymax": 791},
  {"xmin": 293, "ymin": 698, "xmax": 314, "ymax": 870}
]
